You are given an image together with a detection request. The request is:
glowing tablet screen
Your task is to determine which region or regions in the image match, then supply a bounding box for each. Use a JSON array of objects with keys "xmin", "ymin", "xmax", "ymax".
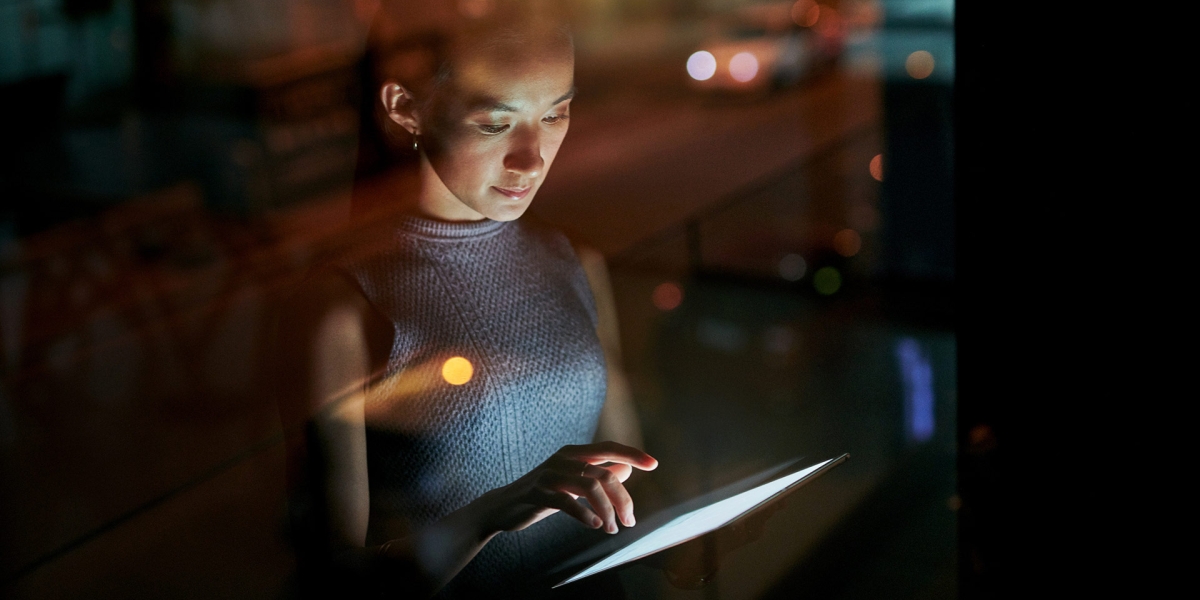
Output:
[{"xmin": 559, "ymin": 457, "xmax": 836, "ymax": 585}]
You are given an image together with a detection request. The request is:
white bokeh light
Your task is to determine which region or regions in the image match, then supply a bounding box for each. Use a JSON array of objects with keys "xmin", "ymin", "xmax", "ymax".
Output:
[
  {"xmin": 687, "ymin": 51, "xmax": 717, "ymax": 81},
  {"xmin": 729, "ymin": 52, "xmax": 759, "ymax": 82}
]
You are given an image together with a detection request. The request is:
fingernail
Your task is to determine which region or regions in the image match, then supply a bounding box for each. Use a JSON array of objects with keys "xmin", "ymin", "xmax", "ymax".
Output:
[
  {"xmin": 591, "ymin": 516, "xmax": 603, "ymax": 528},
  {"xmin": 628, "ymin": 514, "xmax": 636, "ymax": 527},
  {"xmin": 607, "ymin": 522, "xmax": 618, "ymax": 534}
]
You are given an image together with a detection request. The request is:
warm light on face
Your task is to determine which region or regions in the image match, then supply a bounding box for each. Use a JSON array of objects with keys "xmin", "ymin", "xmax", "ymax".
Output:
[
  {"xmin": 729, "ymin": 52, "xmax": 760, "ymax": 82},
  {"xmin": 412, "ymin": 34, "xmax": 574, "ymax": 223},
  {"xmin": 833, "ymin": 229, "xmax": 862, "ymax": 257},
  {"xmin": 905, "ymin": 50, "xmax": 935, "ymax": 79},
  {"xmin": 442, "ymin": 356, "xmax": 474, "ymax": 385},
  {"xmin": 869, "ymin": 154, "xmax": 884, "ymax": 181},
  {"xmin": 813, "ymin": 267, "xmax": 841, "ymax": 295},
  {"xmin": 687, "ymin": 51, "xmax": 717, "ymax": 81},
  {"xmin": 652, "ymin": 282, "xmax": 683, "ymax": 311}
]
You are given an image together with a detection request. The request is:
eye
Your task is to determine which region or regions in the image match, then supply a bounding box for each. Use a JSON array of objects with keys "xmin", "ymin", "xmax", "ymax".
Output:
[
  {"xmin": 478, "ymin": 124, "xmax": 509, "ymax": 135},
  {"xmin": 543, "ymin": 113, "xmax": 569, "ymax": 125}
]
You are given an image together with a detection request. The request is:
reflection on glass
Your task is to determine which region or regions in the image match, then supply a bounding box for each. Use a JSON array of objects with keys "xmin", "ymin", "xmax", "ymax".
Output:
[
  {"xmin": 652, "ymin": 282, "xmax": 683, "ymax": 311},
  {"xmin": 870, "ymin": 153, "xmax": 885, "ymax": 181},
  {"xmin": 834, "ymin": 229, "xmax": 862, "ymax": 257},
  {"xmin": 792, "ymin": 0, "xmax": 821, "ymax": 28},
  {"xmin": 905, "ymin": 50, "xmax": 935, "ymax": 79},
  {"xmin": 729, "ymin": 52, "xmax": 760, "ymax": 83},
  {"xmin": 687, "ymin": 51, "xmax": 718, "ymax": 81},
  {"xmin": 778, "ymin": 253, "xmax": 807, "ymax": 281},
  {"xmin": 813, "ymin": 266, "xmax": 842, "ymax": 295},
  {"xmin": 895, "ymin": 337, "xmax": 935, "ymax": 443}
]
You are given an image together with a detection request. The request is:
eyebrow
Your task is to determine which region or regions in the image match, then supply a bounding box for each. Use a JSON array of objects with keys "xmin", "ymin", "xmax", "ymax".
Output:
[
  {"xmin": 466, "ymin": 86, "xmax": 576, "ymax": 114},
  {"xmin": 553, "ymin": 87, "xmax": 577, "ymax": 106}
]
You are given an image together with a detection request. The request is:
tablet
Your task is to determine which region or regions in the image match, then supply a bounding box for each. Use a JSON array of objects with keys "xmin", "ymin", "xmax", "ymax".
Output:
[{"xmin": 550, "ymin": 453, "xmax": 849, "ymax": 588}]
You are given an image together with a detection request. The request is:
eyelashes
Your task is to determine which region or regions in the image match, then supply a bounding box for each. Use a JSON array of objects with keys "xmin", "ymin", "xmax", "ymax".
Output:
[{"xmin": 476, "ymin": 113, "xmax": 569, "ymax": 135}]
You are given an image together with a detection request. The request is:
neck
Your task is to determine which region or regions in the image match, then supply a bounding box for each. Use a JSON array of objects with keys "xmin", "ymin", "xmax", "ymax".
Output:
[{"xmin": 413, "ymin": 154, "xmax": 487, "ymax": 222}]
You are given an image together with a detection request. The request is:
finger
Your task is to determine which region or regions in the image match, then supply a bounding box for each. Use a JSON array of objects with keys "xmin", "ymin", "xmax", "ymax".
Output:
[
  {"xmin": 537, "ymin": 488, "xmax": 603, "ymax": 530},
  {"xmin": 546, "ymin": 472, "xmax": 619, "ymax": 534},
  {"xmin": 599, "ymin": 462, "xmax": 633, "ymax": 483},
  {"xmin": 559, "ymin": 442, "xmax": 659, "ymax": 471},
  {"xmin": 585, "ymin": 464, "xmax": 636, "ymax": 527},
  {"xmin": 543, "ymin": 455, "xmax": 590, "ymax": 476}
]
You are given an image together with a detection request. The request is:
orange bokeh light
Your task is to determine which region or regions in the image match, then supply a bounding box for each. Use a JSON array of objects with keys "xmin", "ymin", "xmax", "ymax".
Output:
[
  {"xmin": 792, "ymin": 0, "xmax": 820, "ymax": 27},
  {"xmin": 833, "ymin": 229, "xmax": 862, "ymax": 257},
  {"xmin": 815, "ymin": 6, "xmax": 841, "ymax": 36},
  {"xmin": 906, "ymin": 50, "xmax": 935, "ymax": 79},
  {"xmin": 652, "ymin": 282, "xmax": 683, "ymax": 311},
  {"xmin": 869, "ymin": 154, "xmax": 883, "ymax": 181},
  {"xmin": 442, "ymin": 356, "xmax": 474, "ymax": 385}
]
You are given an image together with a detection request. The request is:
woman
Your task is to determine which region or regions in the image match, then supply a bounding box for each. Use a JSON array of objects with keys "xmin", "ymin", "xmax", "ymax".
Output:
[{"xmin": 272, "ymin": 5, "xmax": 657, "ymax": 599}]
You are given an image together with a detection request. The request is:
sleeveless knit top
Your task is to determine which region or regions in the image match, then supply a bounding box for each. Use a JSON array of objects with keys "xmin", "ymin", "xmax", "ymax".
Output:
[{"xmin": 337, "ymin": 215, "xmax": 608, "ymax": 598}]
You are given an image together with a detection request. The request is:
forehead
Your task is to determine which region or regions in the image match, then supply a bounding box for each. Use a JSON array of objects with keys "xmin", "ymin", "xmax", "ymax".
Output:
[{"xmin": 446, "ymin": 33, "xmax": 574, "ymax": 112}]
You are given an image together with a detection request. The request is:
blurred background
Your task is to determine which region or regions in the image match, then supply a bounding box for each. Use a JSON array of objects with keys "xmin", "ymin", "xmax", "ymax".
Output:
[{"xmin": 0, "ymin": 0, "xmax": 978, "ymax": 598}]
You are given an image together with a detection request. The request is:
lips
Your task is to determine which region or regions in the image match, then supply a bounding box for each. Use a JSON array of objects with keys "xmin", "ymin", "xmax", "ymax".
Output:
[{"xmin": 492, "ymin": 186, "xmax": 531, "ymax": 201}]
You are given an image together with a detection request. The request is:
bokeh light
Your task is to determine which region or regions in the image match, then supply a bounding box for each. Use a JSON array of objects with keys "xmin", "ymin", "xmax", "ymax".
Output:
[
  {"xmin": 778, "ymin": 253, "xmax": 807, "ymax": 281},
  {"xmin": 833, "ymin": 229, "xmax": 862, "ymax": 257},
  {"xmin": 813, "ymin": 267, "xmax": 842, "ymax": 295},
  {"xmin": 869, "ymin": 154, "xmax": 883, "ymax": 181},
  {"xmin": 652, "ymin": 282, "xmax": 683, "ymax": 311},
  {"xmin": 905, "ymin": 50, "xmax": 935, "ymax": 79},
  {"xmin": 687, "ymin": 51, "xmax": 717, "ymax": 81},
  {"xmin": 442, "ymin": 356, "xmax": 474, "ymax": 385},
  {"xmin": 791, "ymin": 0, "xmax": 820, "ymax": 27},
  {"xmin": 729, "ymin": 52, "xmax": 759, "ymax": 83},
  {"xmin": 815, "ymin": 7, "xmax": 841, "ymax": 37},
  {"xmin": 762, "ymin": 325, "xmax": 795, "ymax": 355}
]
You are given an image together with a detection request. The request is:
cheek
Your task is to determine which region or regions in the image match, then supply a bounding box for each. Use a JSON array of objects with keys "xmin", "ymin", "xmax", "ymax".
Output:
[
  {"xmin": 540, "ymin": 129, "xmax": 570, "ymax": 170},
  {"xmin": 435, "ymin": 135, "xmax": 503, "ymax": 191}
]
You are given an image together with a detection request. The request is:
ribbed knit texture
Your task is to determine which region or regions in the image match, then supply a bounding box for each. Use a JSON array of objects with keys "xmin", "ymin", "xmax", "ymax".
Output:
[{"xmin": 338, "ymin": 215, "xmax": 607, "ymax": 598}]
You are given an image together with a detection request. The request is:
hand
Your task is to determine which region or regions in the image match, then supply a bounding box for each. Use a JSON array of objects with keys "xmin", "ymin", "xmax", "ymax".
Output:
[{"xmin": 472, "ymin": 441, "xmax": 659, "ymax": 538}]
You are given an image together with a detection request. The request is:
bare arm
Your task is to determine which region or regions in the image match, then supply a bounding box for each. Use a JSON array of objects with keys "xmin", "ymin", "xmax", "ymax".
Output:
[
  {"xmin": 274, "ymin": 271, "xmax": 469, "ymax": 595},
  {"xmin": 576, "ymin": 245, "xmax": 645, "ymax": 449}
]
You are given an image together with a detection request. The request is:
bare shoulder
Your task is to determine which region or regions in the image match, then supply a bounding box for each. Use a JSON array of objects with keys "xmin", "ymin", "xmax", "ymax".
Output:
[
  {"xmin": 572, "ymin": 244, "xmax": 608, "ymax": 283},
  {"xmin": 272, "ymin": 265, "xmax": 385, "ymax": 424},
  {"xmin": 276, "ymin": 264, "xmax": 393, "ymax": 376}
]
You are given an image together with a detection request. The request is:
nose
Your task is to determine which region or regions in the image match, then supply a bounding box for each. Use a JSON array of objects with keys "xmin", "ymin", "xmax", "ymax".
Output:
[{"xmin": 503, "ymin": 126, "xmax": 544, "ymax": 180}]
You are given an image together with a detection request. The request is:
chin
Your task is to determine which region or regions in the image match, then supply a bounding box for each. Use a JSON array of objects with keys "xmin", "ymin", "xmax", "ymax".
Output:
[{"xmin": 483, "ymin": 199, "xmax": 534, "ymax": 222}]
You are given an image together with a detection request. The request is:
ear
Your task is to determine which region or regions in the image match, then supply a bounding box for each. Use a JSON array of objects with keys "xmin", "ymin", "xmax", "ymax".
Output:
[{"xmin": 380, "ymin": 81, "xmax": 420, "ymax": 134}]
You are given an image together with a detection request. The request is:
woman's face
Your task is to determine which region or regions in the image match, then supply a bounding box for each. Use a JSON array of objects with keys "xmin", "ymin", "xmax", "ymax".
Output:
[{"xmin": 391, "ymin": 37, "xmax": 575, "ymax": 222}]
